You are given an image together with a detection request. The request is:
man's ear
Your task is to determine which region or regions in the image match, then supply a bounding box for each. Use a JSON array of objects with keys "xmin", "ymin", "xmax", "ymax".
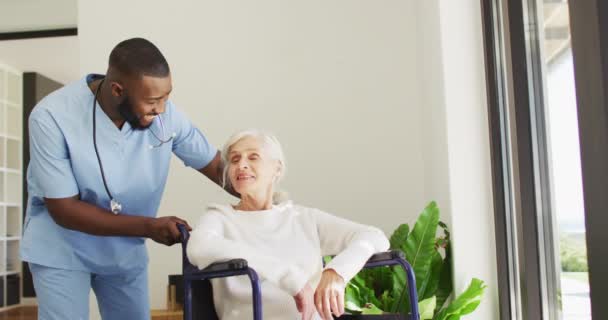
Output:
[{"xmin": 110, "ymin": 81, "xmax": 124, "ymax": 98}]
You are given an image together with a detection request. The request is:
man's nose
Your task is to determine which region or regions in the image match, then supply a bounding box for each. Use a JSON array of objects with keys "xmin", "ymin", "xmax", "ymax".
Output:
[{"xmin": 153, "ymin": 101, "xmax": 167, "ymax": 115}]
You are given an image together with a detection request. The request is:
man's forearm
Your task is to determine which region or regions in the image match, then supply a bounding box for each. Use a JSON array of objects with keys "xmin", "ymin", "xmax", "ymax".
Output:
[
  {"xmin": 45, "ymin": 196, "xmax": 152, "ymax": 237},
  {"xmin": 198, "ymin": 154, "xmax": 240, "ymax": 198}
]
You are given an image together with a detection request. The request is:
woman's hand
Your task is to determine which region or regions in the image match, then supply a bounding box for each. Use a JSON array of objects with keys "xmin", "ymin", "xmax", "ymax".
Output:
[
  {"xmin": 294, "ymin": 283, "xmax": 316, "ymax": 320},
  {"xmin": 314, "ymin": 269, "xmax": 346, "ymax": 319}
]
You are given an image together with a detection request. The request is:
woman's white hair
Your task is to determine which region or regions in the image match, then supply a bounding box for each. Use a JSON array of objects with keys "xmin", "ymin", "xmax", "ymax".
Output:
[{"xmin": 221, "ymin": 129, "xmax": 289, "ymax": 204}]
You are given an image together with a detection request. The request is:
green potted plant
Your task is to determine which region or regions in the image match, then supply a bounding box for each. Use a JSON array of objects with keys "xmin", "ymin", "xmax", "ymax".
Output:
[{"xmin": 336, "ymin": 202, "xmax": 486, "ymax": 320}]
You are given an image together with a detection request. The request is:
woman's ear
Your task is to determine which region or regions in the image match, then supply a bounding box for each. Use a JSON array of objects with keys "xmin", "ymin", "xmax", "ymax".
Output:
[{"xmin": 275, "ymin": 161, "xmax": 283, "ymax": 178}]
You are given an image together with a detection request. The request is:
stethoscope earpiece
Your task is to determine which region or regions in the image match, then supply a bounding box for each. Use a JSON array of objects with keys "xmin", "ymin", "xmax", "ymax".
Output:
[{"xmin": 148, "ymin": 117, "xmax": 175, "ymax": 149}]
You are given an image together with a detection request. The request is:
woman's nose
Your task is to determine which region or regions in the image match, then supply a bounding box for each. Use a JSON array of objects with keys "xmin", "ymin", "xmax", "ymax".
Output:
[{"xmin": 238, "ymin": 160, "xmax": 249, "ymax": 169}]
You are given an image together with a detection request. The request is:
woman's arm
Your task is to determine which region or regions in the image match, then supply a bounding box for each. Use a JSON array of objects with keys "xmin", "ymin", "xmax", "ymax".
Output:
[
  {"xmin": 186, "ymin": 212, "xmax": 307, "ymax": 296},
  {"xmin": 312, "ymin": 208, "xmax": 390, "ymax": 283},
  {"xmin": 311, "ymin": 208, "xmax": 389, "ymax": 319}
]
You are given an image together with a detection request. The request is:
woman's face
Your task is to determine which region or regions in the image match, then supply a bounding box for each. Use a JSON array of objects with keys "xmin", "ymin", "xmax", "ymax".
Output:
[{"xmin": 227, "ymin": 136, "xmax": 279, "ymax": 197}]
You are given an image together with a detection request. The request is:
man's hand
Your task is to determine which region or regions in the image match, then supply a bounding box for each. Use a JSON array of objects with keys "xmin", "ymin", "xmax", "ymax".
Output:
[
  {"xmin": 314, "ymin": 269, "xmax": 345, "ymax": 320},
  {"xmin": 146, "ymin": 216, "xmax": 191, "ymax": 246},
  {"xmin": 198, "ymin": 151, "xmax": 241, "ymax": 198},
  {"xmin": 294, "ymin": 283, "xmax": 316, "ymax": 320}
]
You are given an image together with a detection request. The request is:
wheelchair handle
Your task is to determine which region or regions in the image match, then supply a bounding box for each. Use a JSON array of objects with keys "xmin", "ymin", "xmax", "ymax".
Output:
[
  {"xmin": 177, "ymin": 223, "xmax": 190, "ymax": 244},
  {"xmin": 177, "ymin": 223, "xmax": 191, "ymax": 271}
]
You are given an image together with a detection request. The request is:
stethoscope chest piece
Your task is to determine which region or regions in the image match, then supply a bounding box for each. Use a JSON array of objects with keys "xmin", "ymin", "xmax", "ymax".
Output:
[{"xmin": 110, "ymin": 199, "xmax": 122, "ymax": 214}]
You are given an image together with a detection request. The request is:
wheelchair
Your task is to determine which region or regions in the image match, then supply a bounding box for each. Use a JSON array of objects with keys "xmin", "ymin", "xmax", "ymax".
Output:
[{"xmin": 177, "ymin": 224, "xmax": 420, "ymax": 320}]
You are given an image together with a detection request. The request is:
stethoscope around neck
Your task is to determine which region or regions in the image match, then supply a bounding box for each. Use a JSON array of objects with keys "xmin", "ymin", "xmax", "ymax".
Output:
[{"xmin": 92, "ymin": 78, "xmax": 175, "ymax": 214}]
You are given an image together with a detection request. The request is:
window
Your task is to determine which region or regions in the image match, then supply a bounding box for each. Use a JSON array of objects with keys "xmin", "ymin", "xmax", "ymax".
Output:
[{"xmin": 481, "ymin": 0, "xmax": 606, "ymax": 319}]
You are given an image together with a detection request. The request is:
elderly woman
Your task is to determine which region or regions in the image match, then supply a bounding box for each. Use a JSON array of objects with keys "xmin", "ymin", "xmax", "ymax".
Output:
[{"xmin": 186, "ymin": 130, "xmax": 389, "ymax": 320}]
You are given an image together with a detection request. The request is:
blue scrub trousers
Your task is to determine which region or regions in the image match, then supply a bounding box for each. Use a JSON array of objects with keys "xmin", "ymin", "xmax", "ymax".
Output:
[{"xmin": 29, "ymin": 263, "xmax": 150, "ymax": 320}]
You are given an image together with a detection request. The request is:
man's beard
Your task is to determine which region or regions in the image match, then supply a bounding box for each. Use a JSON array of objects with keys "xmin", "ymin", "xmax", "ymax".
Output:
[{"xmin": 117, "ymin": 94, "xmax": 151, "ymax": 130}]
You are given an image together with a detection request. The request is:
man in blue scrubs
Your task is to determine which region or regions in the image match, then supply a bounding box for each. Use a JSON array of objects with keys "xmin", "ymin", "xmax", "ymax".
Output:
[{"xmin": 20, "ymin": 38, "xmax": 228, "ymax": 319}]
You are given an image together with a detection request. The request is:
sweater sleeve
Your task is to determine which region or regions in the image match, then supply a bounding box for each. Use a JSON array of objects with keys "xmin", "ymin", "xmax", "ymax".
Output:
[
  {"xmin": 186, "ymin": 211, "xmax": 308, "ymax": 296},
  {"xmin": 311, "ymin": 208, "xmax": 390, "ymax": 283}
]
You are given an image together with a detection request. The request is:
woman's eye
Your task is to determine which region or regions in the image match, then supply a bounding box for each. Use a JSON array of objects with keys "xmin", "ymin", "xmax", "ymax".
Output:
[
  {"xmin": 231, "ymin": 157, "xmax": 240, "ymax": 163},
  {"xmin": 249, "ymin": 155, "xmax": 259, "ymax": 160}
]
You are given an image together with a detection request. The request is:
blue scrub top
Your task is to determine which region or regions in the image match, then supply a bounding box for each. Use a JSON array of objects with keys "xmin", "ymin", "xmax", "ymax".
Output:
[{"xmin": 20, "ymin": 74, "xmax": 217, "ymax": 274}]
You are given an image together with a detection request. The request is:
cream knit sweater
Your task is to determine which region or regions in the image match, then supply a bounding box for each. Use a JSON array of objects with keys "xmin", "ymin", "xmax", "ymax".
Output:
[{"xmin": 186, "ymin": 201, "xmax": 389, "ymax": 320}]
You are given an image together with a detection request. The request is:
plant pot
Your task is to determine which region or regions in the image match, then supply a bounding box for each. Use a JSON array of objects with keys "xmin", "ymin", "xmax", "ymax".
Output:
[{"xmin": 334, "ymin": 314, "xmax": 407, "ymax": 320}]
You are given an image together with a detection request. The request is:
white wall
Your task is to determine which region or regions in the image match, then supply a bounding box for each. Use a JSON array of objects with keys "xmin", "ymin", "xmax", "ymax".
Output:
[
  {"xmin": 0, "ymin": 0, "xmax": 76, "ymax": 33},
  {"xmin": 78, "ymin": 0, "xmax": 429, "ymax": 314},
  {"xmin": 416, "ymin": 1, "xmax": 500, "ymax": 319},
  {"xmin": 0, "ymin": 36, "xmax": 80, "ymax": 84},
  {"xmin": 415, "ymin": 1, "xmax": 452, "ymax": 220}
]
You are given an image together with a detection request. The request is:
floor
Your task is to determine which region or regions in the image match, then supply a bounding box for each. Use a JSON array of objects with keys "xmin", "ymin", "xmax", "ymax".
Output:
[
  {"xmin": 0, "ymin": 306, "xmax": 182, "ymax": 320},
  {"xmin": 0, "ymin": 307, "xmax": 36, "ymax": 320}
]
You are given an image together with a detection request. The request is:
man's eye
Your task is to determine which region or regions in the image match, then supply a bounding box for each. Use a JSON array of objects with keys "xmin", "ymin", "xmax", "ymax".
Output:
[{"xmin": 249, "ymin": 155, "xmax": 259, "ymax": 160}]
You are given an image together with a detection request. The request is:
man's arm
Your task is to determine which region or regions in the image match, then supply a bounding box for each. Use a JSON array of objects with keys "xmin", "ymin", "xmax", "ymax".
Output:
[
  {"xmin": 166, "ymin": 102, "xmax": 238, "ymax": 197},
  {"xmin": 197, "ymin": 151, "xmax": 240, "ymax": 198},
  {"xmin": 29, "ymin": 110, "xmax": 189, "ymax": 246},
  {"xmin": 44, "ymin": 196, "xmax": 190, "ymax": 245}
]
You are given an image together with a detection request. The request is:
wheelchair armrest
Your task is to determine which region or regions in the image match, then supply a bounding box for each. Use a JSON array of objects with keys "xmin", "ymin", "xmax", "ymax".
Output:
[
  {"xmin": 185, "ymin": 258, "xmax": 249, "ymax": 276},
  {"xmin": 367, "ymin": 250, "xmax": 405, "ymax": 264},
  {"xmin": 324, "ymin": 250, "xmax": 406, "ymax": 269},
  {"xmin": 202, "ymin": 259, "xmax": 249, "ymax": 272}
]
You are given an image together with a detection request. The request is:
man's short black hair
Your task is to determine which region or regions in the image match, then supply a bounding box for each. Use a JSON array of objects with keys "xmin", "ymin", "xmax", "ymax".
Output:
[{"xmin": 109, "ymin": 38, "xmax": 170, "ymax": 78}]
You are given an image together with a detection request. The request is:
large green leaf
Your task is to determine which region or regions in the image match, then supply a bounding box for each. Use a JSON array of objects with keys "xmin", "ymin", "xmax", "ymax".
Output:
[
  {"xmin": 379, "ymin": 290, "xmax": 396, "ymax": 312},
  {"xmin": 360, "ymin": 266, "xmax": 393, "ymax": 298},
  {"xmin": 390, "ymin": 266, "xmax": 411, "ymax": 314},
  {"xmin": 345, "ymin": 281, "xmax": 364, "ymax": 313},
  {"xmin": 361, "ymin": 303, "xmax": 384, "ymax": 315},
  {"xmin": 357, "ymin": 276, "xmax": 382, "ymax": 307},
  {"xmin": 345, "ymin": 300, "xmax": 363, "ymax": 313},
  {"xmin": 364, "ymin": 267, "xmax": 396, "ymax": 311},
  {"xmin": 433, "ymin": 278, "xmax": 486, "ymax": 320},
  {"xmin": 390, "ymin": 224, "xmax": 409, "ymax": 251},
  {"xmin": 346, "ymin": 275, "xmax": 382, "ymax": 313},
  {"xmin": 404, "ymin": 201, "xmax": 440, "ymax": 297},
  {"xmin": 419, "ymin": 296, "xmax": 437, "ymax": 320},
  {"xmin": 420, "ymin": 250, "xmax": 444, "ymax": 300},
  {"xmin": 421, "ymin": 219, "xmax": 451, "ymax": 302},
  {"xmin": 435, "ymin": 243, "xmax": 453, "ymax": 312},
  {"xmin": 348, "ymin": 267, "xmax": 398, "ymax": 313}
]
